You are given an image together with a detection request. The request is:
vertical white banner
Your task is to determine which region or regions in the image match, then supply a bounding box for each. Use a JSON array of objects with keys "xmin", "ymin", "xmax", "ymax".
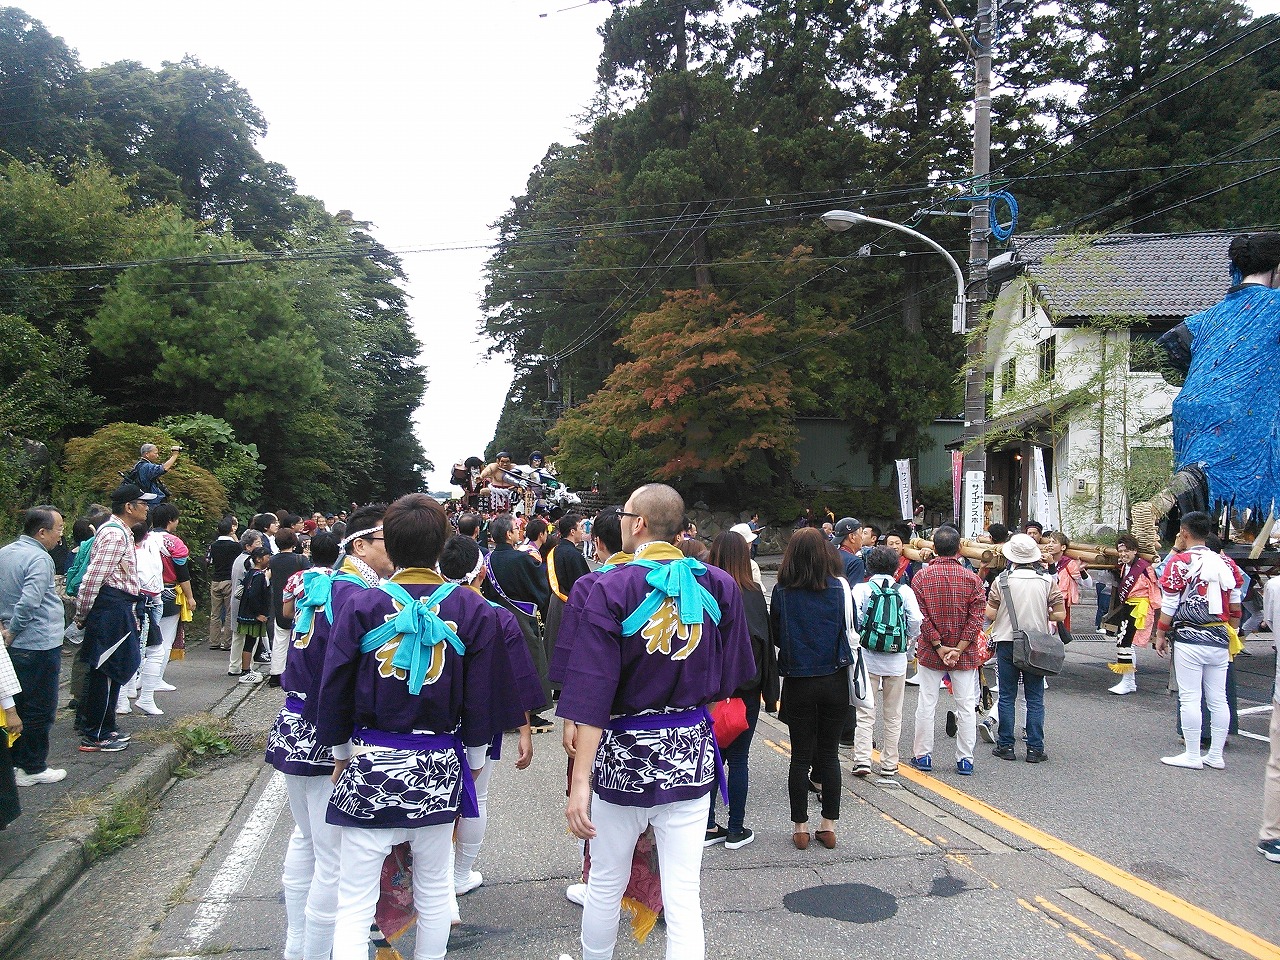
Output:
[
  {"xmin": 895, "ymin": 459, "xmax": 913, "ymax": 522},
  {"xmin": 1031, "ymin": 447, "xmax": 1059, "ymax": 529},
  {"xmin": 963, "ymin": 470, "xmax": 986, "ymax": 539}
]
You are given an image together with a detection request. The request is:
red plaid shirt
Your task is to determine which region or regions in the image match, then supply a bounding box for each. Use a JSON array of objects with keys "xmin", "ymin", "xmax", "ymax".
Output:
[{"xmin": 912, "ymin": 557, "xmax": 987, "ymax": 671}]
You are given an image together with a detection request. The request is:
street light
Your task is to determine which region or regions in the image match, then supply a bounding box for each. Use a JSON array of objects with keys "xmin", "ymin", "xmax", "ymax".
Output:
[{"xmin": 821, "ymin": 209, "xmax": 967, "ymax": 334}]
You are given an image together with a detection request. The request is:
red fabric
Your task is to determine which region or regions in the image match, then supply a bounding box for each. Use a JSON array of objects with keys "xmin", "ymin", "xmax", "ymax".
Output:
[
  {"xmin": 374, "ymin": 842, "xmax": 416, "ymax": 941},
  {"xmin": 710, "ymin": 698, "xmax": 749, "ymax": 747},
  {"xmin": 912, "ymin": 557, "xmax": 988, "ymax": 671}
]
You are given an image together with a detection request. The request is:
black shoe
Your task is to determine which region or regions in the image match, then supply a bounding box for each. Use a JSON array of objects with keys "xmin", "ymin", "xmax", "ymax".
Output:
[
  {"xmin": 266, "ymin": 674, "xmax": 282, "ymax": 688},
  {"xmin": 1025, "ymin": 749, "xmax": 1049, "ymax": 763},
  {"xmin": 992, "ymin": 745, "xmax": 1016, "ymax": 761},
  {"xmin": 704, "ymin": 824, "xmax": 728, "ymax": 846},
  {"xmin": 726, "ymin": 828, "xmax": 755, "ymax": 849},
  {"xmin": 529, "ymin": 713, "xmax": 554, "ymax": 734},
  {"xmin": 945, "ymin": 711, "xmax": 958, "ymax": 738}
]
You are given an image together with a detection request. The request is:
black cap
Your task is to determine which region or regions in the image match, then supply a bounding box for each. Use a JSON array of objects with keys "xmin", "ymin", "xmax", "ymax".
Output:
[
  {"xmin": 110, "ymin": 482, "xmax": 158, "ymax": 508},
  {"xmin": 832, "ymin": 517, "xmax": 862, "ymax": 540}
]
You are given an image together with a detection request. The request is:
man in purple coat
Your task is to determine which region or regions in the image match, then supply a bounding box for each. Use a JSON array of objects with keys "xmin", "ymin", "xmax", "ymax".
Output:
[
  {"xmin": 560, "ymin": 483, "xmax": 755, "ymax": 960},
  {"xmin": 316, "ymin": 494, "xmax": 525, "ymax": 960},
  {"xmin": 265, "ymin": 505, "xmax": 390, "ymax": 960}
]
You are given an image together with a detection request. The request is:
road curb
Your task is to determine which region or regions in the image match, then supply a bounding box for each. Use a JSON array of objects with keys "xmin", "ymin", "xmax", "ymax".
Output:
[{"xmin": 0, "ymin": 679, "xmax": 260, "ymax": 956}]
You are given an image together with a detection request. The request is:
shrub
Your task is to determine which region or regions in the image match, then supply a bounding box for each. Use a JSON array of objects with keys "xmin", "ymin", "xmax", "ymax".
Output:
[{"xmin": 56, "ymin": 422, "xmax": 228, "ymax": 553}]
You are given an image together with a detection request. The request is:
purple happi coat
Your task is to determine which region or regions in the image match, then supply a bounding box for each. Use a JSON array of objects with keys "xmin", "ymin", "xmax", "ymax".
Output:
[
  {"xmin": 557, "ymin": 543, "xmax": 755, "ymax": 808},
  {"xmin": 548, "ymin": 551, "xmax": 631, "ymax": 686},
  {"xmin": 316, "ymin": 568, "xmax": 525, "ymax": 828},
  {"xmin": 265, "ymin": 558, "xmax": 378, "ymax": 777}
]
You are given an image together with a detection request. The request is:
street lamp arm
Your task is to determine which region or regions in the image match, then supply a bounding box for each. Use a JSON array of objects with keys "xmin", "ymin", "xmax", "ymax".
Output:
[
  {"xmin": 822, "ymin": 208, "xmax": 968, "ymax": 333},
  {"xmin": 821, "ymin": 209, "xmax": 966, "ymax": 302}
]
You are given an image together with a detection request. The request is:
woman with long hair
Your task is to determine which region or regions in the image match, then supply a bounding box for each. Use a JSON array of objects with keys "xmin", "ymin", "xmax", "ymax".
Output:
[
  {"xmin": 771, "ymin": 528, "xmax": 851, "ymax": 850},
  {"xmin": 704, "ymin": 530, "xmax": 777, "ymax": 850}
]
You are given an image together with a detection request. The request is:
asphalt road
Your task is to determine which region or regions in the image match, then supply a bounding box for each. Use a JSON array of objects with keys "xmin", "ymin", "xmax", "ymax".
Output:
[{"xmin": 11, "ymin": 584, "xmax": 1279, "ymax": 960}]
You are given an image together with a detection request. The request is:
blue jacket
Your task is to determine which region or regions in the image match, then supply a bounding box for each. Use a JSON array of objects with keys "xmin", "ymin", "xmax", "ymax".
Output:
[
  {"xmin": 838, "ymin": 548, "xmax": 865, "ymax": 585},
  {"xmin": 770, "ymin": 579, "xmax": 852, "ymax": 678},
  {"xmin": 0, "ymin": 535, "xmax": 64, "ymax": 650}
]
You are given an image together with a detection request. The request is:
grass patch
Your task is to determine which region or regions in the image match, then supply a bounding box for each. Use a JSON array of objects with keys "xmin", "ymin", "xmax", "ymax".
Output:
[
  {"xmin": 158, "ymin": 713, "xmax": 237, "ymax": 761},
  {"xmin": 85, "ymin": 796, "xmax": 152, "ymax": 858},
  {"xmin": 39, "ymin": 791, "xmax": 106, "ymax": 836}
]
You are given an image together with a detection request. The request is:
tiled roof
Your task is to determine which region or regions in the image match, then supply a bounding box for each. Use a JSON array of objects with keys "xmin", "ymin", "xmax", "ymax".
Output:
[{"xmin": 1011, "ymin": 233, "xmax": 1233, "ymax": 321}]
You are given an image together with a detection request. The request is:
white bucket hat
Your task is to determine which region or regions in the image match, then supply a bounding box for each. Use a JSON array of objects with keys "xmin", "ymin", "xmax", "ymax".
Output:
[
  {"xmin": 1002, "ymin": 533, "xmax": 1043, "ymax": 565},
  {"xmin": 728, "ymin": 522, "xmax": 758, "ymax": 544}
]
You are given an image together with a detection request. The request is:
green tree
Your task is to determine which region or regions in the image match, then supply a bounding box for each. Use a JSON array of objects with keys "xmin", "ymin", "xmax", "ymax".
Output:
[
  {"xmin": 57, "ymin": 422, "xmax": 228, "ymax": 548},
  {"xmin": 0, "ymin": 7, "xmax": 91, "ymax": 164},
  {"xmin": 155, "ymin": 413, "xmax": 263, "ymax": 516},
  {"xmin": 84, "ymin": 57, "xmax": 300, "ymax": 241}
]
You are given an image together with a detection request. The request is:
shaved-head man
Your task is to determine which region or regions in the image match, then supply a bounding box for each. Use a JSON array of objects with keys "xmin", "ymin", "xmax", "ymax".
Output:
[{"xmin": 559, "ymin": 482, "xmax": 756, "ymax": 960}]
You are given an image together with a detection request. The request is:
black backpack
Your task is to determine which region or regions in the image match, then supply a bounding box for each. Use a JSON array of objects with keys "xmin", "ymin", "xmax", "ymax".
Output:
[{"xmin": 120, "ymin": 459, "xmax": 169, "ymax": 499}]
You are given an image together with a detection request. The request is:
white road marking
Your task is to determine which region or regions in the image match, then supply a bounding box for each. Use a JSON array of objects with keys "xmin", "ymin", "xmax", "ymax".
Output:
[{"xmin": 168, "ymin": 770, "xmax": 289, "ymax": 958}]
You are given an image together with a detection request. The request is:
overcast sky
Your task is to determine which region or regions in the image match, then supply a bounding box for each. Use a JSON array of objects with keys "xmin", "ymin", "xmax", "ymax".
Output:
[{"xmin": 17, "ymin": 0, "xmax": 1280, "ymax": 495}]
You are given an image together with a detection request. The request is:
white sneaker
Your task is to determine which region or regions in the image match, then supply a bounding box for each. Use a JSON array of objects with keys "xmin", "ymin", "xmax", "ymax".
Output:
[
  {"xmin": 238, "ymin": 670, "xmax": 265, "ymax": 684},
  {"xmin": 1161, "ymin": 752, "xmax": 1203, "ymax": 769},
  {"xmin": 455, "ymin": 870, "xmax": 483, "ymax": 895},
  {"xmin": 565, "ymin": 883, "xmax": 586, "ymax": 906},
  {"xmin": 1108, "ymin": 674, "xmax": 1137, "ymax": 695},
  {"xmin": 978, "ymin": 718, "xmax": 996, "ymax": 743},
  {"xmin": 15, "ymin": 767, "xmax": 66, "ymax": 786},
  {"xmin": 155, "ymin": 681, "xmax": 177, "ymax": 692}
]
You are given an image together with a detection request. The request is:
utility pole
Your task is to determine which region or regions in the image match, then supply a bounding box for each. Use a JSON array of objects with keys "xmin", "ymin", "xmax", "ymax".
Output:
[{"xmin": 961, "ymin": 0, "xmax": 993, "ymax": 479}]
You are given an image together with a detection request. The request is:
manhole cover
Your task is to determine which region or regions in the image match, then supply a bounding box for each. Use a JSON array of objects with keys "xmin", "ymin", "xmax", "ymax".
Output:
[{"xmin": 783, "ymin": 883, "xmax": 898, "ymax": 923}]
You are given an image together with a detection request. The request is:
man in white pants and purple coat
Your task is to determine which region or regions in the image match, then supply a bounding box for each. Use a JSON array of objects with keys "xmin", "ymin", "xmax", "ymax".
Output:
[{"xmin": 560, "ymin": 483, "xmax": 755, "ymax": 960}]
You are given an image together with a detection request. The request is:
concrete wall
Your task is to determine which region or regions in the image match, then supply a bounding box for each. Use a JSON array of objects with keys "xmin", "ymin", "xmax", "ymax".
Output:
[{"xmin": 793, "ymin": 418, "xmax": 962, "ymax": 490}]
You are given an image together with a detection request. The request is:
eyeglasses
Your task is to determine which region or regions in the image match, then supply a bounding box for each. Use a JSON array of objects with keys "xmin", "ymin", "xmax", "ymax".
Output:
[
  {"xmin": 367, "ymin": 536, "xmax": 385, "ymax": 542},
  {"xmin": 617, "ymin": 511, "xmax": 642, "ymax": 520}
]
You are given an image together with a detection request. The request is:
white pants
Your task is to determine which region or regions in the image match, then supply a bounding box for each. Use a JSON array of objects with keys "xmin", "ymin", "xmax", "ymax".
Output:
[
  {"xmin": 1264, "ymin": 577, "xmax": 1280, "ymax": 632},
  {"xmin": 157, "ymin": 612, "xmax": 179, "ymax": 682},
  {"xmin": 272, "ymin": 622, "xmax": 292, "ymax": 677},
  {"xmin": 913, "ymin": 666, "xmax": 979, "ymax": 762},
  {"xmin": 455, "ymin": 751, "xmax": 494, "ymax": 882},
  {"xmin": 282, "ymin": 774, "xmax": 342, "ymax": 960},
  {"xmin": 853, "ymin": 673, "xmax": 905, "ymax": 771},
  {"xmin": 332, "ymin": 821, "xmax": 453, "ymax": 960},
  {"xmin": 582, "ymin": 793, "xmax": 709, "ymax": 960},
  {"xmin": 1172, "ymin": 642, "xmax": 1229, "ymax": 756}
]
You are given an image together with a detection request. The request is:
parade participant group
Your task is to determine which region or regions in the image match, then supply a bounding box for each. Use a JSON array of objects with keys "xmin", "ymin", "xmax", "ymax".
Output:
[
  {"xmin": 0, "ymin": 452, "xmax": 1278, "ymax": 960},
  {"xmin": 0, "ymin": 227, "xmax": 1276, "ymax": 960}
]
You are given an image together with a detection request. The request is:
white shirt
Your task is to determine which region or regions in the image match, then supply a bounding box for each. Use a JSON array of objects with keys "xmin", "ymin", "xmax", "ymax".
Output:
[
  {"xmin": 135, "ymin": 536, "xmax": 164, "ymax": 596},
  {"xmin": 851, "ymin": 574, "xmax": 923, "ymax": 676}
]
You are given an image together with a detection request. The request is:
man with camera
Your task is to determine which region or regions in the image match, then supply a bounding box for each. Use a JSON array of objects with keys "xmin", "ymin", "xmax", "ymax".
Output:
[{"xmin": 131, "ymin": 443, "xmax": 181, "ymax": 504}]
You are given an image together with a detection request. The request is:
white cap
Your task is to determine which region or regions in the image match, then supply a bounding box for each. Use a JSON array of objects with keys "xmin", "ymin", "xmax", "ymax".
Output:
[{"xmin": 729, "ymin": 522, "xmax": 758, "ymax": 544}]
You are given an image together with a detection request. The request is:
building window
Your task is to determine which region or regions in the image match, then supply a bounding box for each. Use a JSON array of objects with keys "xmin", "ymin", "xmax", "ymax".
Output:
[
  {"xmin": 999, "ymin": 357, "xmax": 1017, "ymax": 397},
  {"xmin": 1038, "ymin": 336, "xmax": 1056, "ymax": 381}
]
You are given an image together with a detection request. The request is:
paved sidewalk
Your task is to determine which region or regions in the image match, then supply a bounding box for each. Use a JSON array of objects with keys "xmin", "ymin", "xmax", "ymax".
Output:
[{"xmin": 0, "ymin": 640, "xmax": 264, "ymax": 954}]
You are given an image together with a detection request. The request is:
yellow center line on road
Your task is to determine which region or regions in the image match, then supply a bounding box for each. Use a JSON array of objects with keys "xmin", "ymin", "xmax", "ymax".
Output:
[{"xmin": 894, "ymin": 763, "xmax": 1280, "ymax": 960}]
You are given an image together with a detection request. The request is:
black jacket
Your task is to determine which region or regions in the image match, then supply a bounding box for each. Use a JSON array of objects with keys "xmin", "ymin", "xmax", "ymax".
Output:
[{"xmin": 483, "ymin": 543, "xmax": 550, "ymax": 617}]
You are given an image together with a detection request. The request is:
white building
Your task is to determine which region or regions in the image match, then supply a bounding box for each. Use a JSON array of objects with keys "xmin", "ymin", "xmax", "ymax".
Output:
[{"xmin": 977, "ymin": 233, "xmax": 1231, "ymax": 536}]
